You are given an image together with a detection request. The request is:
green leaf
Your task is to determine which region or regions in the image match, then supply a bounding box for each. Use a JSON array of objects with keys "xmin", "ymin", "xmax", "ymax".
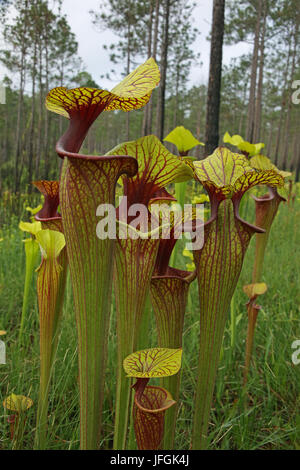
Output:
[
  {"xmin": 19, "ymin": 221, "xmax": 42, "ymax": 236},
  {"xmin": 164, "ymin": 126, "xmax": 204, "ymax": 153},
  {"xmin": 193, "ymin": 147, "xmax": 284, "ymax": 199},
  {"xmin": 36, "ymin": 230, "xmax": 65, "ymax": 260},
  {"xmin": 107, "ymin": 57, "xmax": 160, "ymax": 111},
  {"xmin": 223, "ymin": 132, "xmax": 264, "ymax": 156},
  {"xmin": 106, "ymin": 135, "xmax": 193, "ymax": 206},
  {"xmin": 26, "ymin": 204, "xmax": 43, "ymax": 216},
  {"xmin": 124, "ymin": 347, "xmax": 182, "ymax": 378},
  {"xmin": 3, "ymin": 394, "xmax": 33, "ymax": 413},
  {"xmin": 250, "ymin": 155, "xmax": 292, "ymax": 179},
  {"xmin": 46, "ymin": 58, "xmax": 160, "ymax": 118},
  {"xmin": 192, "ymin": 194, "xmax": 210, "ymax": 204},
  {"xmin": 223, "ymin": 132, "xmax": 244, "ymax": 147},
  {"xmin": 183, "ymin": 248, "xmax": 194, "ymax": 260},
  {"xmin": 243, "ymin": 282, "xmax": 268, "ymax": 299}
]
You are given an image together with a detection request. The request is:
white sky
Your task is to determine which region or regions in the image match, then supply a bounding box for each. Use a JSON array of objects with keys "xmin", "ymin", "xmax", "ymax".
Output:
[{"xmin": 0, "ymin": 0, "xmax": 252, "ymax": 90}]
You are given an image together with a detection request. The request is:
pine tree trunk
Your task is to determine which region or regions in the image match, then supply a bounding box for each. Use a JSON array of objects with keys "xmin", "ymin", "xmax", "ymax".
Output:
[
  {"xmin": 274, "ymin": 37, "xmax": 292, "ymax": 166},
  {"xmin": 266, "ymin": 121, "xmax": 273, "ymax": 156},
  {"xmin": 204, "ymin": 0, "xmax": 225, "ymax": 157},
  {"xmin": 28, "ymin": 42, "xmax": 37, "ymax": 192},
  {"xmin": 14, "ymin": 49, "xmax": 26, "ymax": 193},
  {"xmin": 142, "ymin": 0, "xmax": 154, "ymax": 136},
  {"xmin": 195, "ymin": 88, "xmax": 204, "ymax": 160},
  {"xmin": 4, "ymin": 91, "xmax": 9, "ymax": 164},
  {"xmin": 173, "ymin": 66, "xmax": 180, "ymax": 128},
  {"xmin": 35, "ymin": 43, "xmax": 44, "ymax": 180},
  {"xmin": 290, "ymin": 134, "xmax": 298, "ymax": 172},
  {"xmin": 126, "ymin": 17, "xmax": 131, "ymax": 141},
  {"xmin": 157, "ymin": 0, "xmax": 170, "ymax": 141},
  {"xmin": 238, "ymin": 82, "xmax": 248, "ymax": 137},
  {"xmin": 253, "ymin": 0, "xmax": 267, "ymax": 143},
  {"xmin": 148, "ymin": 0, "xmax": 160, "ymax": 135},
  {"xmin": 44, "ymin": 34, "xmax": 50, "ymax": 179},
  {"xmin": 281, "ymin": 24, "xmax": 298, "ymax": 170},
  {"xmin": 246, "ymin": 0, "xmax": 262, "ymax": 143}
]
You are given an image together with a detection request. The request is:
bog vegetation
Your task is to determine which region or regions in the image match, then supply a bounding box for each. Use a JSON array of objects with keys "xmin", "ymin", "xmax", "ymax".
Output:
[{"xmin": 0, "ymin": 0, "xmax": 299, "ymax": 451}]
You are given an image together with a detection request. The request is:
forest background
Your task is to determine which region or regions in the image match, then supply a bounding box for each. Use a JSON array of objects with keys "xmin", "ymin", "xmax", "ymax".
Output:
[{"xmin": 0, "ymin": 0, "xmax": 299, "ymax": 194}]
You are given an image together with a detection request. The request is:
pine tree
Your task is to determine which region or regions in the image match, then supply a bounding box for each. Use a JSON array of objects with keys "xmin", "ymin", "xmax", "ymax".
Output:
[{"xmin": 204, "ymin": 0, "xmax": 225, "ymax": 156}]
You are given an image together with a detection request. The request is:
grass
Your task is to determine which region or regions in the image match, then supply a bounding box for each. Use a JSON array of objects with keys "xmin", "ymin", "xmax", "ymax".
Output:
[{"xmin": 0, "ymin": 189, "xmax": 299, "ymax": 450}]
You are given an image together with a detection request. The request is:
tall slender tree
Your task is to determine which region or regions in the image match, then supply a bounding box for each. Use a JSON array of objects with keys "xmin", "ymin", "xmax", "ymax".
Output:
[
  {"xmin": 204, "ymin": 0, "xmax": 225, "ymax": 156},
  {"xmin": 156, "ymin": 0, "xmax": 171, "ymax": 141},
  {"xmin": 90, "ymin": 0, "xmax": 149, "ymax": 139}
]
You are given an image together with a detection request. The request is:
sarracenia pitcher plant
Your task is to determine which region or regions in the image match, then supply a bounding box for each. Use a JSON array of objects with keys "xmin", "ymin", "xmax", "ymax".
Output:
[
  {"xmin": 222, "ymin": 141, "xmax": 291, "ymax": 382},
  {"xmin": 33, "ymin": 180, "xmax": 68, "ymax": 334},
  {"xmin": 33, "ymin": 181, "xmax": 63, "ymax": 232},
  {"xmin": 164, "ymin": 126, "xmax": 203, "ymax": 268},
  {"xmin": 105, "ymin": 135, "xmax": 193, "ymax": 449},
  {"xmin": 223, "ymin": 132, "xmax": 265, "ymax": 157},
  {"xmin": 123, "ymin": 348, "xmax": 182, "ymax": 450},
  {"xmin": 164, "ymin": 126, "xmax": 203, "ymax": 209},
  {"xmin": 243, "ymin": 282, "xmax": 267, "ymax": 384},
  {"xmin": 46, "ymin": 58, "xmax": 159, "ymax": 449},
  {"xmin": 191, "ymin": 147, "xmax": 284, "ymax": 449},
  {"xmin": 18, "ymin": 221, "xmax": 42, "ymax": 344},
  {"xmin": 30, "ymin": 181, "xmax": 68, "ymax": 449},
  {"xmin": 242, "ymin": 155, "xmax": 290, "ymax": 384},
  {"xmin": 33, "ymin": 179, "xmax": 68, "ymax": 330},
  {"xmin": 3, "ymin": 394, "xmax": 33, "ymax": 450},
  {"xmin": 149, "ymin": 200, "xmax": 197, "ymax": 448},
  {"xmin": 34, "ymin": 229, "xmax": 66, "ymax": 449}
]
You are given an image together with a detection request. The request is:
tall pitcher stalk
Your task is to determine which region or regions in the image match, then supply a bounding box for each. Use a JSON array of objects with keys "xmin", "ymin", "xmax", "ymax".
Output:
[
  {"xmin": 149, "ymin": 200, "xmax": 198, "ymax": 448},
  {"xmin": 123, "ymin": 347, "xmax": 182, "ymax": 450},
  {"xmin": 164, "ymin": 126, "xmax": 203, "ymax": 268},
  {"xmin": 105, "ymin": 136, "xmax": 193, "ymax": 449},
  {"xmin": 151, "ymin": 269, "xmax": 195, "ymax": 448},
  {"xmin": 32, "ymin": 181, "xmax": 68, "ymax": 449},
  {"xmin": 243, "ymin": 154, "xmax": 289, "ymax": 384},
  {"xmin": 191, "ymin": 147, "xmax": 283, "ymax": 449},
  {"xmin": 243, "ymin": 187, "xmax": 285, "ymax": 384},
  {"xmin": 46, "ymin": 59, "xmax": 160, "ymax": 449},
  {"xmin": 35, "ymin": 230, "xmax": 66, "ymax": 449}
]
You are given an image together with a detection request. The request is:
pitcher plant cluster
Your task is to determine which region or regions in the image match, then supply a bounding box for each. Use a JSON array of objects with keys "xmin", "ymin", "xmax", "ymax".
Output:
[{"xmin": 5, "ymin": 58, "xmax": 289, "ymax": 451}]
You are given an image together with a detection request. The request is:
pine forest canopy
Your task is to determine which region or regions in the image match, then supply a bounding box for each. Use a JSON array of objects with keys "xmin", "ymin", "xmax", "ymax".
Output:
[{"xmin": 0, "ymin": 0, "xmax": 299, "ymax": 194}]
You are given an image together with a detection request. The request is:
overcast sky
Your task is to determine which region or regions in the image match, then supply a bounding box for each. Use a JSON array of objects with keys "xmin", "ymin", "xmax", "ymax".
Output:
[
  {"xmin": 1, "ymin": 0, "xmax": 252, "ymax": 90},
  {"xmin": 60, "ymin": 0, "xmax": 252, "ymax": 89}
]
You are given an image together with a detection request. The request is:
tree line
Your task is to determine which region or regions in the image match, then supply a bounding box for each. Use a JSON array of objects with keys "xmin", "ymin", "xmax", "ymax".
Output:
[{"xmin": 0, "ymin": 0, "xmax": 299, "ymax": 194}]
